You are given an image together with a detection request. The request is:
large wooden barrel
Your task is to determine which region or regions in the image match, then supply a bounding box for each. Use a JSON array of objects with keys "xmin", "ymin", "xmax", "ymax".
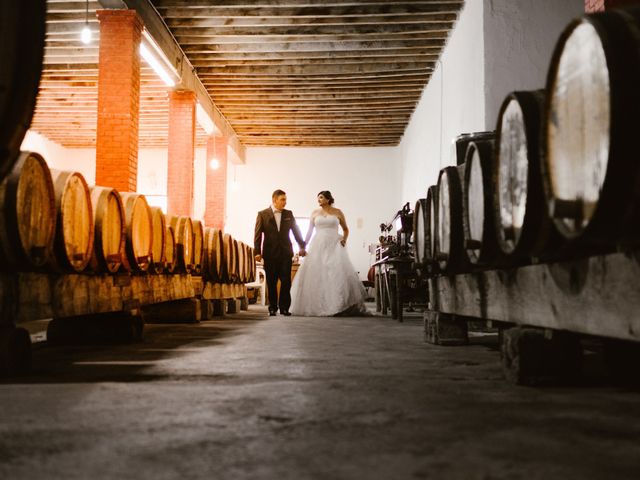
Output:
[
  {"xmin": 223, "ymin": 234, "xmax": 238, "ymax": 282},
  {"xmin": 203, "ymin": 228, "xmax": 225, "ymax": 282},
  {"xmin": 167, "ymin": 215, "xmax": 194, "ymax": 273},
  {"xmin": 49, "ymin": 170, "xmax": 94, "ymax": 273},
  {"xmin": 164, "ymin": 225, "xmax": 177, "ymax": 274},
  {"xmin": 88, "ymin": 186, "xmax": 125, "ymax": 273},
  {"xmin": 0, "ymin": 1, "xmax": 46, "ymax": 180},
  {"xmin": 149, "ymin": 207, "xmax": 166, "ymax": 274},
  {"xmin": 0, "ymin": 151, "xmax": 56, "ymax": 270},
  {"xmin": 424, "ymin": 185, "xmax": 438, "ymax": 270},
  {"xmin": 544, "ymin": 9, "xmax": 640, "ymax": 245},
  {"xmin": 191, "ymin": 219, "xmax": 204, "ymax": 275},
  {"xmin": 462, "ymin": 139, "xmax": 503, "ymax": 266},
  {"xmin": 435, "ymin": 166, "xmax": 467, "ymax": 272},
  {"xmin": 120, "ymin": 193, "xmax": 153, "ymax": 273},
  {"xmin": 495, "ymin": 90, "xmax": 558, "ymax": 261},
  {"xmin": 451, "ymin": 131, "xmax": 495, "ymax": 166},
  {"xmin": 412, "ymin": 198, "xmax": 428, "ymax": 267}
]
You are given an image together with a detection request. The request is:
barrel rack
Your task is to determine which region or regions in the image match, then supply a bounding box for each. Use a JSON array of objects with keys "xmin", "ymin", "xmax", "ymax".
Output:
[
  {"xmin": 0, "ymin": 271, "xmax": 248, "ymax": 375},
  {"xmin": 424, "ymin": 248, "xmax": 640, "ymax": 384}
]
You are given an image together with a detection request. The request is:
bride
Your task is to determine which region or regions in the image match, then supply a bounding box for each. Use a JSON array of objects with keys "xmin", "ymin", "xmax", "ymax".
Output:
[{"xmin": 290, "ymin": 191, "xmax": 368, "ymax": 316}]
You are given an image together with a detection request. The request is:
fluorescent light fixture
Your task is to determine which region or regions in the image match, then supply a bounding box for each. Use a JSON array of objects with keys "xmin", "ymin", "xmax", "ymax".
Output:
[
  {"xmin": 140, "ymin": 43, "xmax": 175, "ymax": 87},
  {"xmin": 140, "ymin": 29, "xmax": 180, "ymax": 87},
  {"xmin": 196, "ymin": 102, "xmax": 216, "ymax": 135}
]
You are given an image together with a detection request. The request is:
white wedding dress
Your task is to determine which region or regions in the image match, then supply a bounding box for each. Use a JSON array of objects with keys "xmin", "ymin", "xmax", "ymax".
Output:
[{"xmin": 290, "ymin": 214, "xmax": 368, "ymax": 316}]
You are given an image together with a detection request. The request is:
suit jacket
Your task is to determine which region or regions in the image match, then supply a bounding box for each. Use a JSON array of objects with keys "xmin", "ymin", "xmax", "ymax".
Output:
[{"xmin": 254, "ymin": 207, "xmax": 305, "ymax": 261}]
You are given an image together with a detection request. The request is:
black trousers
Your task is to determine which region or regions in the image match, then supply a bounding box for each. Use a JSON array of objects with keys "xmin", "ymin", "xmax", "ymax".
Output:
[{"xmin": 263, "ymin": 254, "xmax": 292, "ymax": 313}]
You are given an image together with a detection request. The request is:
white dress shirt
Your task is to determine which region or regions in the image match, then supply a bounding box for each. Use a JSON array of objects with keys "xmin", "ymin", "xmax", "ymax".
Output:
[{"xmin": 271, "ymin": 205, "xmax": 282, "ymax": 231}]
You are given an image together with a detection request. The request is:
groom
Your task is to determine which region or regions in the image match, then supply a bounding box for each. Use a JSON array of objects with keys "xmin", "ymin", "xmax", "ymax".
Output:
[{"xmin": 254, "ymin": 189, "xmax": 306, "ymax": 316}]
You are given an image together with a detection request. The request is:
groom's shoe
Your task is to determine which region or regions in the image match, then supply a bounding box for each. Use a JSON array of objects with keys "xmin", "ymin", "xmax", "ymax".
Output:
[
  {"xmin": 281, "ymin": 310, "xmax": 291, "ymax": 316},
  {"xmin": 269, "ymin": 309, "xmax": 277, "ymax": 316}
]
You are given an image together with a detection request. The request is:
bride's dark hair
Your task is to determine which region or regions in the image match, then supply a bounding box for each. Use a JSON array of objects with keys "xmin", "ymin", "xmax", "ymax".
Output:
[{"xmin": 318, "ymin": 190, "xmax": 335, "ymax": 205}]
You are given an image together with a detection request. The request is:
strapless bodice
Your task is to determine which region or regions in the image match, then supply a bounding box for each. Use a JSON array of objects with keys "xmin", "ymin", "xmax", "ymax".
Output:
[{"xmin": 315, "ymin": 214, "xmax": 339, "ymax": 231}]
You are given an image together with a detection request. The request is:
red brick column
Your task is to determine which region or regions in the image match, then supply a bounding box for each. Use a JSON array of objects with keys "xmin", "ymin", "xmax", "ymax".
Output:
[
  {"xmin": 95, "ymin": 10, "xmax": 142, "ymax": 192},
  {"xmin": 167, "ymin": 90, "xmax": 196, "ymax": 217},
  {"xmin": 586, "ymin": 0, "xmax": 640, "ymax": 11},
  {"xmin": 204, "ymin": 134, "xmax": 228, "ymax": 230}
]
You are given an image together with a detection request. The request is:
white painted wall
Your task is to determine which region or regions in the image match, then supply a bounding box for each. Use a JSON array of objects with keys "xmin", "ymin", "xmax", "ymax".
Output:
[
  {"xmin": 136, "ymin": 146, "xmax": 207, "ymax": 218},
  {"xmin": 399, "ymin": 0, "xmax": 584, "ymax": 205},
  {"xmin": 225, "ymin": 146, "xmax": 402, "ymax": 278},
  {"xmin": 399, "ymin": 0, "xmax": 486, "ymax": 204},
  {"xmin": 21, "ymin": 130, "xmax": 96, "ymax": 182},
  {"xmin": 483, "ymin": 0, "xmax": 584, "ymax": 127}
]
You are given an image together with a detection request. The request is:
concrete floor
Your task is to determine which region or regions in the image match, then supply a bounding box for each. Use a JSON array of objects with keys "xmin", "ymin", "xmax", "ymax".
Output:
[{"xmin": 1, "ymin": 306, "xmax": 639, "ymax": 480}]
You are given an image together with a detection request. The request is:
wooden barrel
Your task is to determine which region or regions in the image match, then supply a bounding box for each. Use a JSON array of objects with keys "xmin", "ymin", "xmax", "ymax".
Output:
[
  {"xmin": 167, "ymin": 215, "xmax": 194, "ymax": 273},
  {"xmin": 191, "ymin": 219, "xmax": 204, "ymax": 275},
  {"xmin": 149, "ymin": 207, "xmax": 166, "ymax": 274},
  {"xmin": 462, "ymin": 139, "xmax": 502, "ymax": 266},
  {"xmin": 0, "ymin": 1, "xmax": 46, "ymax": 180},
  {"xmin": 424, "ymin": 185, "xmax": 438, "ymax": 270},
  {"xmin": 435, "ymin": 166, "xmax": 467, "ymax": 273},
  {"xmin": 544, "ymin": 9, "xmax": 640, "ymax": 245},
  {"xmin": 49, "ymin": 170, "xmax": 94, "ymax": 273},
  {"xmin": 223, "ymin": 234, "xmax": 237, "ymax": 282},
  {"xmin": 120, "ymin": 192, "xmax": 153, "ymax": 273},
  {"xmin": 88, "ymin": 186, "xmax": 125, "ymax": 273},
  {"xmin": 203, "ymin": 228, "xmax": 224, "ymax": 282},
  {"xmin": 412, "ymin": 198, "xmax": 428, "ymax": 267},
  {"xmin": 0, "ymin": 151, "xmax": 56, "ymax": 270},
  {"xmin": 451, "ymin": 131, "xmax": 495, "ymax": 166},
  {"xmin": 495, "ymin": 90, "xmax": 558, "ymax": 261},
  {"xmin": 164, "ymin": 225, "xmax": 177, "ymax": 274}
]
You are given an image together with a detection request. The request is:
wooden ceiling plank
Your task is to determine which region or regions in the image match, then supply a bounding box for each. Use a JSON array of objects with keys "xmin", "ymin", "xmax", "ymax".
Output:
[
  {"xmin": 164, "ymin": 13, "xmax": 457, "ymax": 28},
  {"xmin": 195, "ymin": 63, "xmax": 433, "ymax": 75},
  {"xmin": 158, "ymin": 3, "xmax": 462, "ymax": 18},
  {"xmin": 174, "ymin": 31, "xmax": 449, "ymax": 44},
  {"xmin": 170, "ymin": 23, "xmax": 454, "ymax": 37},
  {"xmin": 181, "ymin": 39, "xmax": 444, "ymax": 52},
  {"xmin": 153, "ymin": 0, "xmax": 462, "ymax": 7},
  {"xmin": 187, "ymin": 51, "xmax": 441, "ymax": 62}
]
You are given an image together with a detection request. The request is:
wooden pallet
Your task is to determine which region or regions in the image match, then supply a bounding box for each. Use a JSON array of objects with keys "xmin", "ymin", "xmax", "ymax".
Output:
[
  {"xmin": 0, "ymin": 272, "xmax": 248, "ymax": 324},
  {"xmin": 428, "ymin": 250, "xmax": 640, "ymax": 342}
]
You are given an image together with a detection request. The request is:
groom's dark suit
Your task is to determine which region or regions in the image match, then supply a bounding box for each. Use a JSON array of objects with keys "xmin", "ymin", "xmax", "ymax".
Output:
[{"xmin": 254, "ymin": 207, "xmax": 305, "ymax": 313}]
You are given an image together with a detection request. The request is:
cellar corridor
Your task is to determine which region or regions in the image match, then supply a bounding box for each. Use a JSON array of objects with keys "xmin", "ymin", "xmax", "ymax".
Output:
[{"xmin": 1, "ymin": 308, "xmax": 639, "ymax": 479}]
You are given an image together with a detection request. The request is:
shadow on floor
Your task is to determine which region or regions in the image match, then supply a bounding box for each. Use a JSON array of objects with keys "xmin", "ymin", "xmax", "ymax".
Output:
[{"xmin": 3, "ymin": 308, "xmax": 268, "ymax": 385}]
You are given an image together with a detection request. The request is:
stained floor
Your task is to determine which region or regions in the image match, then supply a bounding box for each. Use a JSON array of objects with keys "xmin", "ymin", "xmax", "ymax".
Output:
[{"xmin": 1, "ymin": 306, "xmax": 639, "ymax": 479}]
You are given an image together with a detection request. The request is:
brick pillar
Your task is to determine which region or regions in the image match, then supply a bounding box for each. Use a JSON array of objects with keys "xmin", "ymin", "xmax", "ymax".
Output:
[
  {"xmin": 95, "ymin": 10, "xmax": 142, "ymax": 192},
  {"xmin": 167, "ymin": 90, "xmax": 196, "ymax": 217},
  {"xmin": 204, "ymin": 134, "xmax": 228, "ymax": 230},
  {"xmin": 586, "ymin": 0, "xmax": 640, "ymax": 11}
]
